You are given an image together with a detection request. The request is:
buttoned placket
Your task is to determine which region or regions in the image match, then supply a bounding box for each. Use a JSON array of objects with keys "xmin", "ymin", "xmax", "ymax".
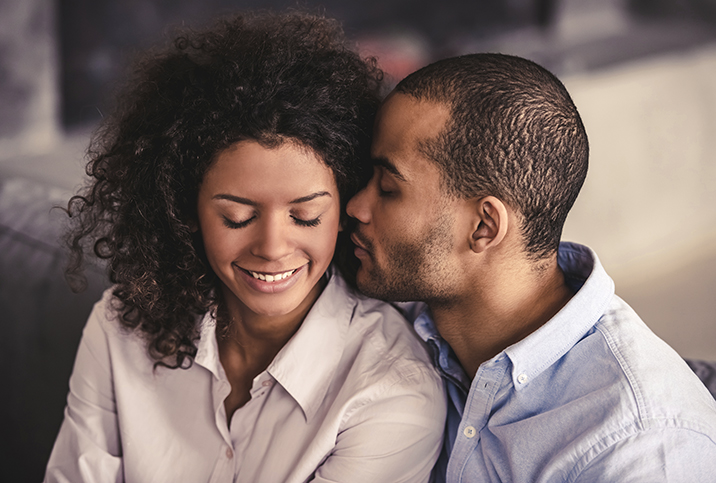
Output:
[
  {"xmin": 191, "ymin": 315, "xmax": 238, "ymax": 483},
  {"xmin": 208, "ymin": 371, "xmax": 235, "ymax": 483},
  {"xmin": 447, "ymin": 356, "xmax": 508, "ymax": 483},
  {"xmin": 230, "ymin": 372, "xmax": 276, "ymax": 482}
]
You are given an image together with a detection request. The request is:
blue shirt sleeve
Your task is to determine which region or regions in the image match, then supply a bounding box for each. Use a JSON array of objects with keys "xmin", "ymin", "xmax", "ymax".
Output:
[{"xmin": 574, "ymin": 423, "xmax": 716, "ymax": 482}]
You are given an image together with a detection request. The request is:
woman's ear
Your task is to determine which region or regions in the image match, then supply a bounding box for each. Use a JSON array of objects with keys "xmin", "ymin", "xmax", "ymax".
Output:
[
  {"xmin": 469, "ymin": 196, "xmax": 509, "ymax": 254},
  {"xmin": 188, "ymin": 218, "xmax": 199, "ymax": 233}
]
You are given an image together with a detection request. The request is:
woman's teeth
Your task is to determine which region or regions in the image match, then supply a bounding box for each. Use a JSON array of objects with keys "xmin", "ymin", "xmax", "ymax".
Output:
[{"xmin": 249, "ymin": 269, "xmax": 296, "ymax": 282}]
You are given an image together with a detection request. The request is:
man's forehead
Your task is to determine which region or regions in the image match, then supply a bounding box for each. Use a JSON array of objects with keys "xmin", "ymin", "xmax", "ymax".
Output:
[
  {"xmin": 371, "ymin": 92, "xmax": 449, "ymax": 177},
  {"xmin": 376, "ymin": 92, "xmax": 450, "ymax": 139}
]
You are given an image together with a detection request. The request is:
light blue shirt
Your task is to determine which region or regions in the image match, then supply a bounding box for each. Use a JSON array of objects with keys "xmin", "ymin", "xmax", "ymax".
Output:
[{"xmin": 413, "ymin": 242, "xmax": 716, "ymax": 482}]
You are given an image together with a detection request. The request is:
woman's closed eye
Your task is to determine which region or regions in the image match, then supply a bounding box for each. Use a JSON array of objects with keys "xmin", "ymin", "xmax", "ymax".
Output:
[
  {"xmin": 222, "ymin": 215, "xmax": 256, "ymax": 229},
  {"xmin": 291, "ymin": 215, "xmax": 321, "ymax": 227},
  {"xmin": 221, "ymin": 214, "xmax": 322, "ymax": 229}
]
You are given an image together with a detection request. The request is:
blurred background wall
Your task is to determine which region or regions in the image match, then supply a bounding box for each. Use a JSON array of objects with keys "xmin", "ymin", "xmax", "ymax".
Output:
[{"xmin": 1, "ymin": 0, "xmax": 715, "ymax": 480}]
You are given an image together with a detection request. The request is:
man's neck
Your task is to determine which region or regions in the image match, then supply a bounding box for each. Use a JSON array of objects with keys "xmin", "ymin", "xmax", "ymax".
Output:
[{"xmin": 430, "ymin": 256, "xmax": 573, "ymax": 379}]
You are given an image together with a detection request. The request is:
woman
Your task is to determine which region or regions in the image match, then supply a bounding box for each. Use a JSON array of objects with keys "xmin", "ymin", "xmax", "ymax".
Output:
[{"xmin": 44, "ymin": 11, "xmax": 445, "ymax": 483}]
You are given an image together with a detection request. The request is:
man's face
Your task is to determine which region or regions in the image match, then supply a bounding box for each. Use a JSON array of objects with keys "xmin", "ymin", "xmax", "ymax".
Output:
[{"xmin": 346, "ymin": 93, "xmax": 465, "ymax": 303}]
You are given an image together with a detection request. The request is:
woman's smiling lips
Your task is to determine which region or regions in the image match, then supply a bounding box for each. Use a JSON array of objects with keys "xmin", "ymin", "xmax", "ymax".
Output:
[
  {"xmin": 247, "ymin": 268, "xmax": 297, "ymax": 282},
  {"xmin": 234, "ymin": 264, "xmax": 306, "ymax": 294}
]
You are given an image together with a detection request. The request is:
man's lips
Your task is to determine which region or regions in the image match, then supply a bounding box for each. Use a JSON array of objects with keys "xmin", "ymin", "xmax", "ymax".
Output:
[
  {"xmin": 350, "ymin": 232, "xmax": 372, "ymax": 259},
  {"xmin": 350, "ymin": 232, "xmax": 369, "ymax": 252}
]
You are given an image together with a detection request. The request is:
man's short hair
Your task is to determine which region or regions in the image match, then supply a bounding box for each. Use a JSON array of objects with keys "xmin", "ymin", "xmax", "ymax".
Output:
[{"xmin": 395, "ymin": 53, "xmax": 589, "ymax": 260}]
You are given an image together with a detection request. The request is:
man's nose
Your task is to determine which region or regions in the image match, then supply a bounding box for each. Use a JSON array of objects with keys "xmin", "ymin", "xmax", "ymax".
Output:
[{"xmin": 347, "ymin": 186, "xmax": 371, "ymax": 224}]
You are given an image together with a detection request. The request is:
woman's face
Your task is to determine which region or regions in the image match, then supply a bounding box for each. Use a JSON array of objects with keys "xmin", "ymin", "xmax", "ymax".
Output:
[{"xmin": 197, "ymin": 140, "xmax": 341, "ymax": 318}]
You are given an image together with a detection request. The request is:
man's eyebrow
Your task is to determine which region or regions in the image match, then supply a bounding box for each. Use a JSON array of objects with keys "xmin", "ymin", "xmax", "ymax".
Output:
[
  {"xmin": 373, "ymin": 157, "xmax": 407, "ymax": 182},
  {"xmin": 212, "ymin": 192, "xmax": 331, "ymax": 205}
]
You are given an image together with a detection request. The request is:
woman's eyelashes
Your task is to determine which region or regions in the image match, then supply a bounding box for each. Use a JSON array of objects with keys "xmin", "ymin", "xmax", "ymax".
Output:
[
  {"xmin": 222, "ymin": 215, "xmax": 255, "ymax": 229},
  {"xmin": 292, "ymin": 215, "xmax": 321, "ymax": 227},
  {"xmin": 221, "ymin": 214, "xmax": 322, "ymax": 229}
]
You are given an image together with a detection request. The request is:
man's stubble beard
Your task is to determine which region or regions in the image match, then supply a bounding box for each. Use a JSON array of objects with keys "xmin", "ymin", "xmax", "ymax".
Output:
[{"xmin": 356, "ymin": 211, "xmax": 457, "ymax": 305}]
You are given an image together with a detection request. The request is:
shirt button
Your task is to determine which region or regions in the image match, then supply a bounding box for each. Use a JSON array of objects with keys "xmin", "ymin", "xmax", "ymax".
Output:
[
  {"xmin": 517, "ymin": 373, "xmax": 528, "ymax": 384},
  {"xmin": 226, "ymin": 447, "xmax": 234, "ymax": 459},
  {"xmin": 463, "ymin": 426, "xmax": 477, "ymax": 438},
  {"xmin": 262, "ymin": 380, "xmax": 273, "ymax": 387}
]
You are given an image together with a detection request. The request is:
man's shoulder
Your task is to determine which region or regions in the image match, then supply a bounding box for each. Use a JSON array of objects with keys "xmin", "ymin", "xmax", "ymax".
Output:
[
  {"xmin": 474, "ymin": 297, "xmax": 716, "ymax": 481},
  {"xmin": 538, "ymin": 293, "xmax": 716, "ymax": 449},
  {"xmin": 556, "ymin": 298, "xmax": 716, "ymax": 479},
  {"xmin": 590, "ymin": 294, "xmax": 716, "ymax": 429}
]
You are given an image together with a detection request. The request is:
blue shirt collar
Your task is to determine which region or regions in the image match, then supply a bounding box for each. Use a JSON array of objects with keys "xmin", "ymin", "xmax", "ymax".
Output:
[
  {"xmin": 413, "ymin": 242, "xmax": 614, "ymax": 390},
  {"xmin": 504, "ymin": 242, "xmax": 614, "ymax": 389}
]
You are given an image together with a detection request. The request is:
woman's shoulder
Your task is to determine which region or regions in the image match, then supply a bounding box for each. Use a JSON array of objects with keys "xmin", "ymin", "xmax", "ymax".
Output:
[
  {"xmin": 326, "ymin": 276, "xmax": 445, "ymax": 437},
  {"xmin": 81, "ymin": 287, "xmax": 157, "ymax": 364},
  {"xmin": 85, "ymin": 286, "xmax": 131, "ymax": 336},
  {"xmin": 328, "ymin": 274, "xmax": 440, "ymax": 388},
  {"xmin": 352, "ymin": 298, "xmax": 433, "ymax": 364}
]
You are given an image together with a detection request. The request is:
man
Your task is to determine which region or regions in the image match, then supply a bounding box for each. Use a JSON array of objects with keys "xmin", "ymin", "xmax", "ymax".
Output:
[{"xmin": 347, "ymin": 53, "xmax": 716, "ymax": 481}]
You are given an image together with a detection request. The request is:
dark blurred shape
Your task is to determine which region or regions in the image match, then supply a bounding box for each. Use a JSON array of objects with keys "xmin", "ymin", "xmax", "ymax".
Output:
[
  {"xmin": 536, "ymin": 0, "xmax": 559, "ymax": 28},
  {"xmin": 57, "ymin": 0, "xmax": 542, "ymax": 127},
  {"xmin": 357, "ymin": 33, "xmax": 431, "ymax": 87},
  {"xmin": 686, "ymin": 359, "xmax": 716, "ymax": 398},
  {"xmin": 57, "ymin": 0, "xmax": 229, "ymax": 126},
  {"xmin": 629, "ymin": 0, "xmax": 716, "ymax": 22},
  {"xmin": 56, "ymin": 0, "xmax": 716, "ymax": 128}
]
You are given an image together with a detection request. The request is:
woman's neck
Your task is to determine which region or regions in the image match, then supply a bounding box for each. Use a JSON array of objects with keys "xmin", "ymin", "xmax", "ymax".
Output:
[
  {"xmin": 218, "ymin": 274, "xmax": 327, "ymax": 358},
  {"xmin": 216, "ymin": 276, "xmax": 327, "ymax": 423}
]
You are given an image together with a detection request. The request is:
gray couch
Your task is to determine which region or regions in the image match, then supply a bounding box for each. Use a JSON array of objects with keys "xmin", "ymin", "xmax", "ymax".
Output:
[{"xmin": 0, "ymin": 176, "xmax": 107, "ymax": 482}]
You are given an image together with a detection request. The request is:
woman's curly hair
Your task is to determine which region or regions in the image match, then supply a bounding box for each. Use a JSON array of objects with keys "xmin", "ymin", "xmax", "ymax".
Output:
[{"xmin": 64, "ymin": 10, "xmax": 384, "ymax": 368}]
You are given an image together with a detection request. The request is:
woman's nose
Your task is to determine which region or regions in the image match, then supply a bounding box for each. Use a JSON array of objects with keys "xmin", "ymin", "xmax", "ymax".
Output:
[{"xmin": 251, "ymin": 215, "xmax": 292, "ymax": 261}]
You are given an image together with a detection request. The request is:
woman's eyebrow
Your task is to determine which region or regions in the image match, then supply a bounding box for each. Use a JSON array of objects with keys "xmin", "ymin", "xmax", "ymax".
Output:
[
  {"xmin": 212, "ymin": 194, "xmax": 257, "ymax": 205},
  {"xmin": 212, "ymin": 192, "xmax": 331, "ymax": 205},
  {"xmin": 289, "ymin": 191, "xmax": 331, "ymax": 204}
]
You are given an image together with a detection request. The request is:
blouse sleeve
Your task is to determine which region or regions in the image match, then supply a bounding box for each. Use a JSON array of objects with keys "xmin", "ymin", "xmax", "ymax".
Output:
[
  {"xmin": 310, "ymin": 367, "xmax": 446, "ymax": 483},
  {"xmin": 44, "ymin": 294, "xmax": 124, "ymax": 483}
]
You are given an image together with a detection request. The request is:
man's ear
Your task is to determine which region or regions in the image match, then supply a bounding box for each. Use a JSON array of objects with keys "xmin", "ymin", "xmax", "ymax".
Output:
[{"xmin": 469, "ymin": 196, "xmax": 508, "ymax": 254}]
